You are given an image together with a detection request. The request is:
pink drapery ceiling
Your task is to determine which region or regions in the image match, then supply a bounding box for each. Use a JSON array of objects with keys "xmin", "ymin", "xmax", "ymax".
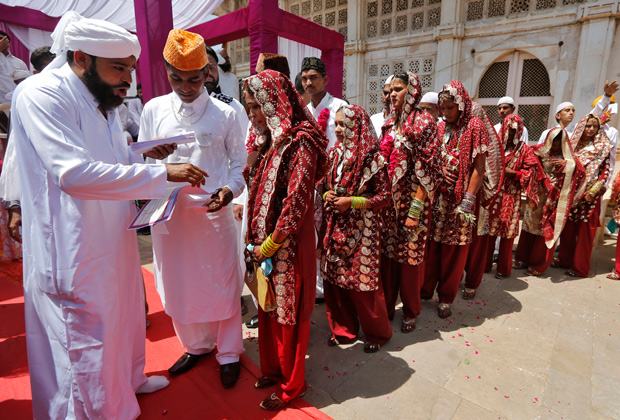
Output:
[{"xmin": 0, "ymin": 0, "xmax": 344, "ymax": 102}]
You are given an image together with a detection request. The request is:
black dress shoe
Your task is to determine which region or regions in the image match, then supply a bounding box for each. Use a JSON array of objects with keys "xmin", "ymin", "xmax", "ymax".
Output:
[
  {"xmin": 220, "ymin": 362, "xmax": 241, "ymax": 388},
  {"xmin": 168, "ymin": 352, "xmax": 209, "ymax": 375},
  {"xmin": 245, "ymin": 315, "xmax": 258, "ymax": 329}
]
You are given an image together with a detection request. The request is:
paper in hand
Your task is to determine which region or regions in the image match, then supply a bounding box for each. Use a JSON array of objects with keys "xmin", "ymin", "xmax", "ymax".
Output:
[{"xmin": 131, "ymin": 132, "xmax": 196, "ymax": 155}]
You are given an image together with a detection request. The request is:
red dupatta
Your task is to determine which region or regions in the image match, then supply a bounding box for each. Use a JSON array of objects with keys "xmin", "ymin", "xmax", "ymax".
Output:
[
  {"xmin": 437, "ymin": 81, "xmax": 489, "ymax": 203},
  {"xmin": 531, "ymin": 127, "xmax": 585, "ymax": 248},
  {"xmin": 570, "ymin": 114, "xmax": 612, "ymax": 203},
  {"xmin": 471, "ymin": 102, "xmax": 504, "ymax": 206}
]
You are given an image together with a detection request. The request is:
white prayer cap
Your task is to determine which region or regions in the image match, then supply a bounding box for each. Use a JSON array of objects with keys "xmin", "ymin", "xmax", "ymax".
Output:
[
  {"xmin": 421, "ymin": 92, "xmax": 438, "ymax": 105},
  {"xmin": 555, "ymin": 101, "xmax": 574, "ymax": 114},
  {"xmin": 11, "ymin": 69, "xmax": 31, "ymax": 81},
  {"xmin": 384, "ymin": 75, "xmax": 394, "ymax": 86},
  {"xmin": 46, "ymin": 11, "xmax": 141, "ymax": 71},
  {"xmin": 497, "ymin": 96, "xmax": 514, "ymax": 106}
]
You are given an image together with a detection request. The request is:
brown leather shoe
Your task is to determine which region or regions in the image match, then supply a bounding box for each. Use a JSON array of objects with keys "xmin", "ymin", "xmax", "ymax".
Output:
[
  {"xmin": 220, "ymin": 362, "xmax": 241, "ymax": 388},
  {"xmin": 168, "ymin": 352, "xmax": 209, "ymax": 375}
]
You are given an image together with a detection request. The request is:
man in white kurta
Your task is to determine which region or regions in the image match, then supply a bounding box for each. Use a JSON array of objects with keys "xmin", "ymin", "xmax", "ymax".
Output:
[
  {"xmin": 11, "ymin": 12, "xmax": 209, "ymax": 420},
  {"xmin": 140, "ymin": 30, "xmax": 246, "ymax": 387},
  {"xmin": 370, "ymin": 75, "xmax": 394, "ymax": 136},
  {"xmin": 492, "ymin": 96, "xmax": 529, "ymax": 142},
  {"xmin": 301, "ymin": 57, "xmax": 348, "ymax": 150}
]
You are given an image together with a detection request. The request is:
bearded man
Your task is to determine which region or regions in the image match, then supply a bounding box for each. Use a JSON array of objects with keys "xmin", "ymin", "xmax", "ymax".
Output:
[{"xmin": 11, "ymin": 12, "xmax": 207, "ymax": 419}]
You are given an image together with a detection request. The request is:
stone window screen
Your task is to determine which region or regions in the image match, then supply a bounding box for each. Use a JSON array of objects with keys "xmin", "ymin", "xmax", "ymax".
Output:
[
  {"xmin": 412, "ymin": 0, "xmax": 424, "ymax": 7},
  {"xmin": 476, "ymin": 52, "xmax": 553, "ymax": 143},
  {"xmin": 325, "ymin": 11, "xmax": 336, "ymax": 26},
  {"xmin": 428, "ymin": 7, "xmax": 441, "ymax": 26},
  {"xmin": 382, "ymin": 0, "xmax": 393, "ymax": 14},
  {"xmin": 412, "ymin": 12, "xmax": 424, "ymax": 30},
  {"xmin": 467, "ymin": 0, "xmax": 484, "ymax": 21},
  {"xmin": 396, "ymin": 15, "xmax": 408, "ymax": 32},
  {"xmin": 520, "ymin": 59, "xmax": 551, "ymax": 97},
  {"xmin": 409, "ymin": 60, "xmax": 421, "ymax": 74},
  {"xmin": 509, "ymin": 0, "xmax": 530, "ymax": 14},
  {"xmin": 478, "ymin": 61, "xmax": 510, "ymax": 98},
  {"xmin": 536, "ymin": 0, "xmax": 556, "ymax": 9},
  {"xmin": 487, "ymin": 0, "xmax": 506, "ymax": 17}
]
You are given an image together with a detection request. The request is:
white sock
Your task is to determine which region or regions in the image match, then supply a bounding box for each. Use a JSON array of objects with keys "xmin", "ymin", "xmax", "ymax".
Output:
[{"xmin": 136, "ymin": 375, "xmax": 170, "ymax": 394}]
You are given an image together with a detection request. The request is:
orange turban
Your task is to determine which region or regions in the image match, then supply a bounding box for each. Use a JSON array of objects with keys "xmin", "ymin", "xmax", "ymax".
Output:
[{"xmin": 163, "ymin": 29, "xmax": 207, "ymax": 71}]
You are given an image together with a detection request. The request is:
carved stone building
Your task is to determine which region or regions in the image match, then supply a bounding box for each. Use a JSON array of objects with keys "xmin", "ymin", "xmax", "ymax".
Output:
[{"xmin": 219, "ymin": 0, "xmax": 620, "ymax": 141}]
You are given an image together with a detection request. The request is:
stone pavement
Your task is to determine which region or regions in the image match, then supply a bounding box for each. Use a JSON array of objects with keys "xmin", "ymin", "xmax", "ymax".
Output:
[{"xmin": 139, "ymin": 233, "xmax": 620, "ymax": 420}]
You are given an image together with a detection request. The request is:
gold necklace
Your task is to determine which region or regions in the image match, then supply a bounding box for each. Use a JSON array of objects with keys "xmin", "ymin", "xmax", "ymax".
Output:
[{"xmin": 171, "ymin": 95, "xmax": 209, "ymax": 129}]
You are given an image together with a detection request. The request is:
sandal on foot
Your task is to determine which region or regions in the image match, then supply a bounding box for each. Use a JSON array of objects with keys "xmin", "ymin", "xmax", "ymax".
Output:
[
  {"xmin": 550, "ymin": 258, "xmax": 563, "ymax": 269},
  {"xmin": 327, "ymin": 336, "xmax": 340, "ymax": 347},
  {"xmin": 260, "ymin": 393, "xmax": 288, "ymax": 411},
  {"xmin": 512, "ymin": 261, "xmax": 527, "ymax": 269},
  {"xmin": 565, "ymin": 270, "xmax": 584, "ymax": 278},
  {"xmin": 363, "ymin": 342, "xmax": 381, "ymax": 353},
  {"xmin": 462, "ymin": 288, "xmax": 476, "ymax": 300},
  {"xmin": 401, "ymin": 318, "xmax": 416, "ymax": 333},
  {"xmin": 525, "ymin": 269, "xmax": 542, "ymax": 276},
  {"xmin": 495, "ymin": 272, "xmax": 508, "ymax": 279},
  {"xmin": 607, "ymin": 271, "xmax": 620, "ymax": 280},
  {"xmin": 438, "ymin": 303, "xmax": 452, "ymax": 319},
  {"xmin": 254, "ymin": 376, "xmax": 276, "ymax": 389}
]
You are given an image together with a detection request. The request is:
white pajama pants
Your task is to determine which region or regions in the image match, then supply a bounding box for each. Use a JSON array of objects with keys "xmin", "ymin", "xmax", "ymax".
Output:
[{"xmin": 172, "ymin": 310, "xmax": 244, "ymax": 365}]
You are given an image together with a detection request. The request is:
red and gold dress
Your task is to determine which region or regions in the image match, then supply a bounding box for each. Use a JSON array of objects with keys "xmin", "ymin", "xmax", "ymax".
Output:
[
  {"xmin": 422, "ymin": 80, "xmax": 489, "ymax": 305},
  {"xmin": 243, "ymin": 70, "xmax": 329, "ymax": 402},
  {"xmin": 487, "ymin": 114, "xmax": 545, "ymax": 277},
  {"xmin": 317, "ymin": 104, "xmax": 392, "ymax": 346},
  {"xmin": 557, "ymin": 114, "xmax": 612, "ymax": 277},
  {"xmin": 379, "ymin": 72, "xmax": 442, "ymax": 324},
  {"xmin": 515, "ymin": 127, "xmax": 585, "ymax": 275},
  {"xmin": 463, "ymin": 102, "xmax": 504, "ymax": 291}
]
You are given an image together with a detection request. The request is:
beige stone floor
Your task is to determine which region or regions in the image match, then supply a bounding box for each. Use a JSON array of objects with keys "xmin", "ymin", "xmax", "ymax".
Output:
[{"xmin": 138, "ymin": 232, "xmax": 620, "ymax": 420}]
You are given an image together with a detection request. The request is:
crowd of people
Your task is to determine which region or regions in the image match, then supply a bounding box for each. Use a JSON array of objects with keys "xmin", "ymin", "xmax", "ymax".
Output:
[{"xmin": 1, "ymin": 10, "xmax": 620, "ymax": 420}]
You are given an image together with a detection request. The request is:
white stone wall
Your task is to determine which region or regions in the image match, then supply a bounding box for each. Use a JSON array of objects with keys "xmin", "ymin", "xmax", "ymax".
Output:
[{"xmin": 222, "ymin": 0, "xmax": 620, "ymax": 133}]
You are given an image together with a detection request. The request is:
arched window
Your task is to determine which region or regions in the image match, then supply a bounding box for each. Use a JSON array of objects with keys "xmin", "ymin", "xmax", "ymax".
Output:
[{"xmin": 475, "ymin": 51, "xmax": 552, "ymax": 142}]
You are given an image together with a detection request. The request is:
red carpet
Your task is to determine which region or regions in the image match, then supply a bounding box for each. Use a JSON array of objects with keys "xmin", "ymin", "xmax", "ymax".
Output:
[{"xmin": 0, "ymin": 263, "xmax": 331, "ymax": 420}]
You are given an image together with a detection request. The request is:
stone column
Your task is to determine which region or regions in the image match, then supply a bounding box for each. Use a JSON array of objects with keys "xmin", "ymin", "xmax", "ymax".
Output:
[{"xmin": 434, "ymin": 0, "xmax": 463, "ymax": 89}]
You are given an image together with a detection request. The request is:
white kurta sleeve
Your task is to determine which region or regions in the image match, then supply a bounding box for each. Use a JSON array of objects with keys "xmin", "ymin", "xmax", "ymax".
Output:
[
  {"xmin": 590, "ymin": 95, "xmax": 611, "ymax": 118},
  {"xmin": 14, "ymin": 84, "xmax": 168, "ymax": 201},
  {"xmin": 223, "ymin": 110, "xmax": 246, "ymax": 198},
  {"xmin": 0, "ymin": 138, "xmax": 20, "ymax": 202}
]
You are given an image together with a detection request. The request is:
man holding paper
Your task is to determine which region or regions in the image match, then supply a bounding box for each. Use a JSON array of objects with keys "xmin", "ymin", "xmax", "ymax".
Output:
[
  {"xmin": 11, "ymin": 12, "xmax": 207, "ymax": 420},
  {"xmin": 139, "ymin": 29, "xmax": 246, "ymax": 387}
]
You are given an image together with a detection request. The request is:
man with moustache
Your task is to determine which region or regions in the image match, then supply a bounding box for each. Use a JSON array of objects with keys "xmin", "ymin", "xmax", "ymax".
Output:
[
  {"xmin": 493, "ymin": 96, "xmax": 529, "ymax": 142},
  {"xmin": 217, "ymin": 47, "xmax": 240, "ymax": 100},
  {"xmin": 11, "ymin": 12, "xmax": 207, "ymax": 420}
]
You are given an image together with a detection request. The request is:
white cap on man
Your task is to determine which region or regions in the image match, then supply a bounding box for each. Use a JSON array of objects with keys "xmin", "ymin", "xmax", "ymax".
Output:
[
  {"xmin": 555, "ymin": 101, "xmax": 574, "ymax": 114},
  {"xmin": 46, "ymin": 11, "xmax": 141, "ymax": 71},
  {"xmin": 421, "ymin": 92, "xmax": 438, "ymax": 104},
  {"xmin": 497, "ymin": 96, "xmax": 515, "ymax": 106},
  {"xmin": 384, "ymin": 75, "xmax": 394, "ymax": 86}
]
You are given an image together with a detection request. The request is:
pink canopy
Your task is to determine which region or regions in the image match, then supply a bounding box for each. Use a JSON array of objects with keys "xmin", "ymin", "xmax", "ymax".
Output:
[{"xmin": 0, "ymin": 0, "xmax": 344, "ymax": 102}]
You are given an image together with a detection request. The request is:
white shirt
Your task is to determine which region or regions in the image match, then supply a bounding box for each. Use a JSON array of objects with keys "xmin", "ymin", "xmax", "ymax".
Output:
[
  {"xmin": 538, "ymin": 122, "xmax": 576, "ymax": 145},
  {"xmin": 306, "ymin": 92, "xmax": 348, "ymax": 149},
  {"xmin": 126, "ymin": 97, "xmax": 143, "ymax": 137},
  {"xmin": 12, "ymin": 63, "xmax": 168, "ymax": 419},
  {"xmin": 218, "ymin": 67, "xmax": 240, "ymax": 100},
  {"xmin": 140, "ymin": 88, "xmax": 246, "ymax": 323},
  {"xmin": 371, "ymin": 112, "xmax": 387, "ymax": 138},
  {"xmin": 493, "ymin": 122, "xmax": 529, "ymax": 143},
  {"xmin": 0, "ymin": 52, "xmax": 28, "ymax": 100}
]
